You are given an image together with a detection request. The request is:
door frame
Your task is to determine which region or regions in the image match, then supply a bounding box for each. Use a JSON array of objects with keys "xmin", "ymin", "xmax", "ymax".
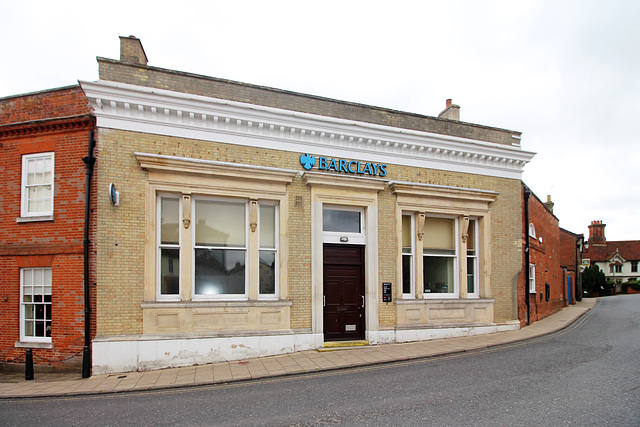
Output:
[{"xmin": 305, "ymin": 173, "xmax": 384, "ymax": 347}]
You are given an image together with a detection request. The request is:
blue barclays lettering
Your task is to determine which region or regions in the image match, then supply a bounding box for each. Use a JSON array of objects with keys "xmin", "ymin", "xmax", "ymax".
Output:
[
  {"xmin": 318, "ymin": 156, "xmax": 328, "ymax": 170},
  {"xmin": 362, "ymin": 162, "xmax": 372, "ymax": 175},
  {"xmin": 348, "ymin": 161, "xmax": 358, "ymax": 173},
  {"xmin": 299, "ymin": 153, "xmax": 388, "ymax": 177}
]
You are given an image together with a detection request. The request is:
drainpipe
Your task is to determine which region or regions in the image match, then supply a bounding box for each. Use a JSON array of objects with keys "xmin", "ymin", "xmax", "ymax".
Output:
[
  {"xmin": 81, "ymin": 130, "xmax": 96, "ymax": 378},
  {"xmin": 523, "ymin": 185, "xmax": 531, "ymax": 325}
]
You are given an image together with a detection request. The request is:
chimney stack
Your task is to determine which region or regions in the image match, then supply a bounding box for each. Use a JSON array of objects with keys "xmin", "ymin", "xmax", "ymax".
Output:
[
  {"xmin": 588, "ymin": 220, "xmax": 606, "ymax": 245},
  {"xmin": 119, "ymin": 35, "xmax": 148, "ymax": 65},
  {"xmin": 543, "ymin": 195, "xmax": 554, "ymax": 214},
  {"xmin": 438, "ymin": 99, "xmax": 460, "ymax": 121}
]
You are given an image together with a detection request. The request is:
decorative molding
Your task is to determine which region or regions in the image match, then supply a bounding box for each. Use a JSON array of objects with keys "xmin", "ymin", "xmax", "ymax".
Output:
[
  {"xmin": 0, "ymin": 115, "xmax": 93, "ymax": 139},
  {"xmin": 81, "ymin": 80, "xmax": 534, "ymax": 180}
]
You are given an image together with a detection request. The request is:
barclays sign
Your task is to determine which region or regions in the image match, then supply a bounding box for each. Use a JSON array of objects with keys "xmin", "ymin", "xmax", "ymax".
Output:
[{"xmin": 300, "ymin": 153, "xmax": 387, "ymax": 177}]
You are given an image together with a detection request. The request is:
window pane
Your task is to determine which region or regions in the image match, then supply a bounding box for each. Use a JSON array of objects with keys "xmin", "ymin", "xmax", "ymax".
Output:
[
  {"xmin": 160, "ymin": 248, "xmax": 180, "ymax": 295},
  {"xmin": 260, "ymin": 205, "xmax": 276, "ymax": 249},
  {"xmin": 195, "ymin": 248, "xmax": 245, "ymax": 295},
  {"xmin": 259, "ymin": 251, "xmax": 276, "ymax": 294},
  {"xmin": 161, "ymin": 198, "xmax": 180, "ymax": 245},
  {"xmin": 467, "ymin": 220, "xmax": 476, "ymax": 251},
  {"xmin": 25, "ymin": 321, "xmax": 34, "ymax": 337},
  {"xmin": 323, "ymin": 209, "xmax": 360, "ymax": 233},
  {"xmin": 423, "ymin": 256, "xmax": 454, "ymax": 294},
  {"xmin": 402, "ymin": 215, "xmax": 412, "ymax": 249},
  {"xmin": 34, "ymin": 269, "xmax": 43, "ymax": 285},
  {"xmin": 24, "ymin": 305, "xmax": 34, "ymax": 320},
  {"xmin": 423, "ymin": 218, "xmax": 455, "ymax": 250},
  {"xmin": 402, "ymin": 255, "xmax": 412, "ymax": 294},
  {"xmin": 195, "ymin": 200, "xmax": 245, "ymax": 247},
  {"xmin": 467, "ymin": 257, "xmax": 476, "ymax": 294}
]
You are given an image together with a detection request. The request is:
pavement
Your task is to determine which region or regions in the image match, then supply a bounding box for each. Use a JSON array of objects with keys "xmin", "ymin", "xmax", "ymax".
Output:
[{"xmin": 0, "ymin": 298, "xmax": 597, "ymax": 399}]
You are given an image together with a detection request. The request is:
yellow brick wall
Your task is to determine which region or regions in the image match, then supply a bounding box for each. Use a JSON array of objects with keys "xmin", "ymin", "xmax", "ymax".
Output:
[{"xmin": 95, "ymin": 129, "xmax": 521, "ymax": 335}]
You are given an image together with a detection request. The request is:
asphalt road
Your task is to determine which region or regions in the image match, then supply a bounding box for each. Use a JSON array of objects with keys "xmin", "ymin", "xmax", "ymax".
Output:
[{"xmin": 1, "ymin": 295, "xmax": 639, "ymax": 426}]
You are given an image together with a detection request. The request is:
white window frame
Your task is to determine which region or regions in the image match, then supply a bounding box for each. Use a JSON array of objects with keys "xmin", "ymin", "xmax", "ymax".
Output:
[
  {"xmin": 466, "ymin": 218, "xmax": 479, "ymax": 298},
  {"xmin": 422, "ymin": 215, "xmax": 459, "ymax": 299},
  {"xmin": 529, "ymin": 264, "xmax": 536, "ymax": 293},
  {"xmin": 21, "ymin": 152, "xmax": 54, "ymax": 218},
  {"xmin": 322, "ymin": 205, "xmax": 366, "ymax": 245},
  {"xmin": 401, "ymin": 213, "xmax": 415, "ymax": 299},
  {"xmin": 156, "ymin": 194, "xmax": 182, "ymax": 301},
  {"xmin": 20, "ymin": 267, "xmax": 52, "ymax": 343},
  {"xmin": 528, "ymin": 223, "xmax": 536, "ymax": 239},
  {"xmin": 258, "ymin": 201, "xmax": 279, "ymax": 300},
  {"xmin": 192, "ymin": 196, "xmax": 249, "ymax": 301}
]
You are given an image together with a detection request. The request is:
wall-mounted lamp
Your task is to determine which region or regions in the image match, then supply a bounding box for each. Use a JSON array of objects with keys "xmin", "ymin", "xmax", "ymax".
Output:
[{"xmin": 108, "ymin": 183, "xmax": 120, "ymax": 206}]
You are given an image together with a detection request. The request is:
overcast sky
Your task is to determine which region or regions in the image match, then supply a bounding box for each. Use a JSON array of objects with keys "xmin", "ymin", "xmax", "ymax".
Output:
[{"xmin": 2, "ymin": 1, "xmax": 638, "ymax": 241}]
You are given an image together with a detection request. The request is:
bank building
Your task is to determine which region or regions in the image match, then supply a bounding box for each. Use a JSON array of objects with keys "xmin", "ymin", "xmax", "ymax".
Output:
[{"xmin": 80, "ymin": 36, "xmax": 535, "ymax": 374}]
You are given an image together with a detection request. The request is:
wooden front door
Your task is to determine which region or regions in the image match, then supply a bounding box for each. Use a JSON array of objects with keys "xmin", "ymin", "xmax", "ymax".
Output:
[{"xmin": 323, "ymin": 244, "xmax": 365, "ymax": 341}]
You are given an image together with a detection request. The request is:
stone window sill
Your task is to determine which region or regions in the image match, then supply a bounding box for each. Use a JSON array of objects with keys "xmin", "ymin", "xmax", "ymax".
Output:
[
  {"xmin": 15, "ymin": 341, "xmax": 53, "ymax": 349},
  {"xmin": 16, "ymin": 215, "xmax": 54, "ymax": 223}
]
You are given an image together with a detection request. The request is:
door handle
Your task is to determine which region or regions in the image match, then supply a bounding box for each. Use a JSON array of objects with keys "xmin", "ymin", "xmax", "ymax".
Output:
[{"xmin": 362, "ymin": 295, "xmax": 365, "ymax": 308}]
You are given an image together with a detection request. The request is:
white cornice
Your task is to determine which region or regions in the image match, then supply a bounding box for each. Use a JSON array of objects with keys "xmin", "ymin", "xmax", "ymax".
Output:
[{"xmin": 80, "ymin": 80, "xmax": 535, "ymax": 180}]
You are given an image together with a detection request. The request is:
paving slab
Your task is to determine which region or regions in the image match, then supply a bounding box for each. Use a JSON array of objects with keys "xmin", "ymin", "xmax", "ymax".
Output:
[{"xmin": 0, "ymin": 299, "xmax": 596, "ymax": 398}]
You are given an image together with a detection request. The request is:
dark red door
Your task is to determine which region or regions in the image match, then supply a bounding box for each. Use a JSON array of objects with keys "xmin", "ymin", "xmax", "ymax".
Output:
[{"xmin": 323, "ymin": 244, "xmax": 365, "ymax": 341}]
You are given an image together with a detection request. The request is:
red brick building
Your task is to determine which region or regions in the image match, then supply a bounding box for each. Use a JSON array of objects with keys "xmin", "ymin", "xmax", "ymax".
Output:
[
  {"xmin": 559, "ymin": 228, "xmax": 583, "ymax": 303},
  {"xmin": 519, "ymin": 184, "xmax": 567, "ymax": 325},
  {"xmin": 0, "ymin": 86, "xmax": 96, "ymax": 372}
]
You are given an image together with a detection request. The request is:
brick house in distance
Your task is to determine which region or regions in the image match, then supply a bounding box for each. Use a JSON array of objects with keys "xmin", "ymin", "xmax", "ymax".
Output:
[
  {"xmin": 582, "ymin": 220, "xmax": 640, "ymax": 293},
  {"xmin": 520, "ymin": 185, "xmax": 568, "ymax": 325},
  {"xmin": 0, "ymin": 86, "xmax": 96, "ymax": 372}
]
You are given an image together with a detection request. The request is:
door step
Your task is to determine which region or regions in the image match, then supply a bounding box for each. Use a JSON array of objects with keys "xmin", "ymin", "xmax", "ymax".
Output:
[{"xmin": 319, "ymin": 340, "xmax": 370, "ymax": 351}]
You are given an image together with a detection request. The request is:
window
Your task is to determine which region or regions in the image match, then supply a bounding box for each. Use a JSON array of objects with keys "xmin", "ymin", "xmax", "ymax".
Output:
[
  {"xmin": 401, "ymin": 214, "xmax": 414, "ymax": 297},
  {"xmin": 21, "ymin": 152, "xmax": 54, "ymax": 217},
  {"xmin": 615, "ymin": 265, "xmax": 622, "ymax": 273},
  {"xmin": 259, "ymin": 204, "xmax": 278, "ymax": 296},
  {"xmin": 322, "ymin": 206, "xmax": 365, "ymax": 244},
  {"xmin": 632, "ymin": 261, "xmax": 638, "ymax": 273},
  {"xmin": 467, "ymin": 219, "xmax": 479, "ymax": 297},
  {"xmin": 610, "ymin": 265, "xmax": 614, "ymax": 273},
  {"xmin": 529, "ymin": 264, "xmax": 536, "ymax": 293},
  {"xmin": 156, "ymin": 194, "xmax": 279, "ymax": 300},
  {"xmin": 528, "ymin": 223, "xmax": 536, "ymax": 238},
  {"xmin": 158, "ymin": 195, "xmax": 181, "ymax": 299},
  {"xmin": 21, "ymin": 268, "xmax": 52, "ymax": 342},
  {"xmin": 423, "ymin": 217, "xmax": 458, "ymax": 296},
  {"xmin": 194, "ymin": 199, "xmax": 247, "ymax": 297}
]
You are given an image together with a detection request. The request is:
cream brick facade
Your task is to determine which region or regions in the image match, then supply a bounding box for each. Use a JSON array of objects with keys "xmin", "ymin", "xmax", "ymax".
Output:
[{"xmin": 82, "ymin": 37, "xmax": 533, "ymax": 374}]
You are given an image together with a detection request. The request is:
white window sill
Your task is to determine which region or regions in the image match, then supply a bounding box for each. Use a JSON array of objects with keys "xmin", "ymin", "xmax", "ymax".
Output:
[
  {"xmin": 15, "ymin": 341, "xmax": 53, "ymax": 349},
  {"xmin": 16, "ymin": 215, "xmax": 54, "ymax": 223},
  {"xmin": 142, "ymin": 300, "xmax": 292, "ymax": 309}
]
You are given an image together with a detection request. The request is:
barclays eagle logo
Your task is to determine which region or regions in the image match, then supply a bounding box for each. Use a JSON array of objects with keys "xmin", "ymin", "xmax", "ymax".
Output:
[{"xmin": 300, "ymin": 153, "xmax": 316, "ymax": 170}]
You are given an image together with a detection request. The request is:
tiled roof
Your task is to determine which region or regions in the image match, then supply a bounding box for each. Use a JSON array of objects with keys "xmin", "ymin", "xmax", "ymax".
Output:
[{"xmin": 582, "ymin": 240, "xmax": 640, "ymax": 262}]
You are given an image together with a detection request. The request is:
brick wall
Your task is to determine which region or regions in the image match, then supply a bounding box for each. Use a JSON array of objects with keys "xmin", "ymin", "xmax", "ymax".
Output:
[
  {"xmin": 94, "ymin": 128, "xmax": 523, "ymax": 336},
  {"xmin": 0, "ymin": 87, "xmax": 95, "ymax": 371},
  {"xmin": 519, "ymin": 186, "xmax": 565, "ymax": 325}
]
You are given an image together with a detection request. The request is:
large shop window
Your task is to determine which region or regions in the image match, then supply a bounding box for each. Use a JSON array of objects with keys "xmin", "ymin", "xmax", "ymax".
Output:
[
  {"xmin": 423, "ymin": 217, "xmax": 458, "ymax": 296},
  {"xmin": 401, "ymin": 213, "xmax": 480, "ymax": 299},
  {"xmin": 21, "ymin": 268, "xmax": 52, "ymax": 342},
  {"xmin": 157, "ymin": 194, "xmax": 278, "ymax": 300},
  {"xmin": 21, "ymin": 152, "xmax": 54, "ymax": 218}
]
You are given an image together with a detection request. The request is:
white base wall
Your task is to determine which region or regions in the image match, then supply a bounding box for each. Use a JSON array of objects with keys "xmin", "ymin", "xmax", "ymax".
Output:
[
  {"xmin": 92, "ymin": 332, "xmax": 319, "ymax": 375},
  {"xmin": 92, "ymin": 324, "xmax": 520, "ymax": 375}
]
